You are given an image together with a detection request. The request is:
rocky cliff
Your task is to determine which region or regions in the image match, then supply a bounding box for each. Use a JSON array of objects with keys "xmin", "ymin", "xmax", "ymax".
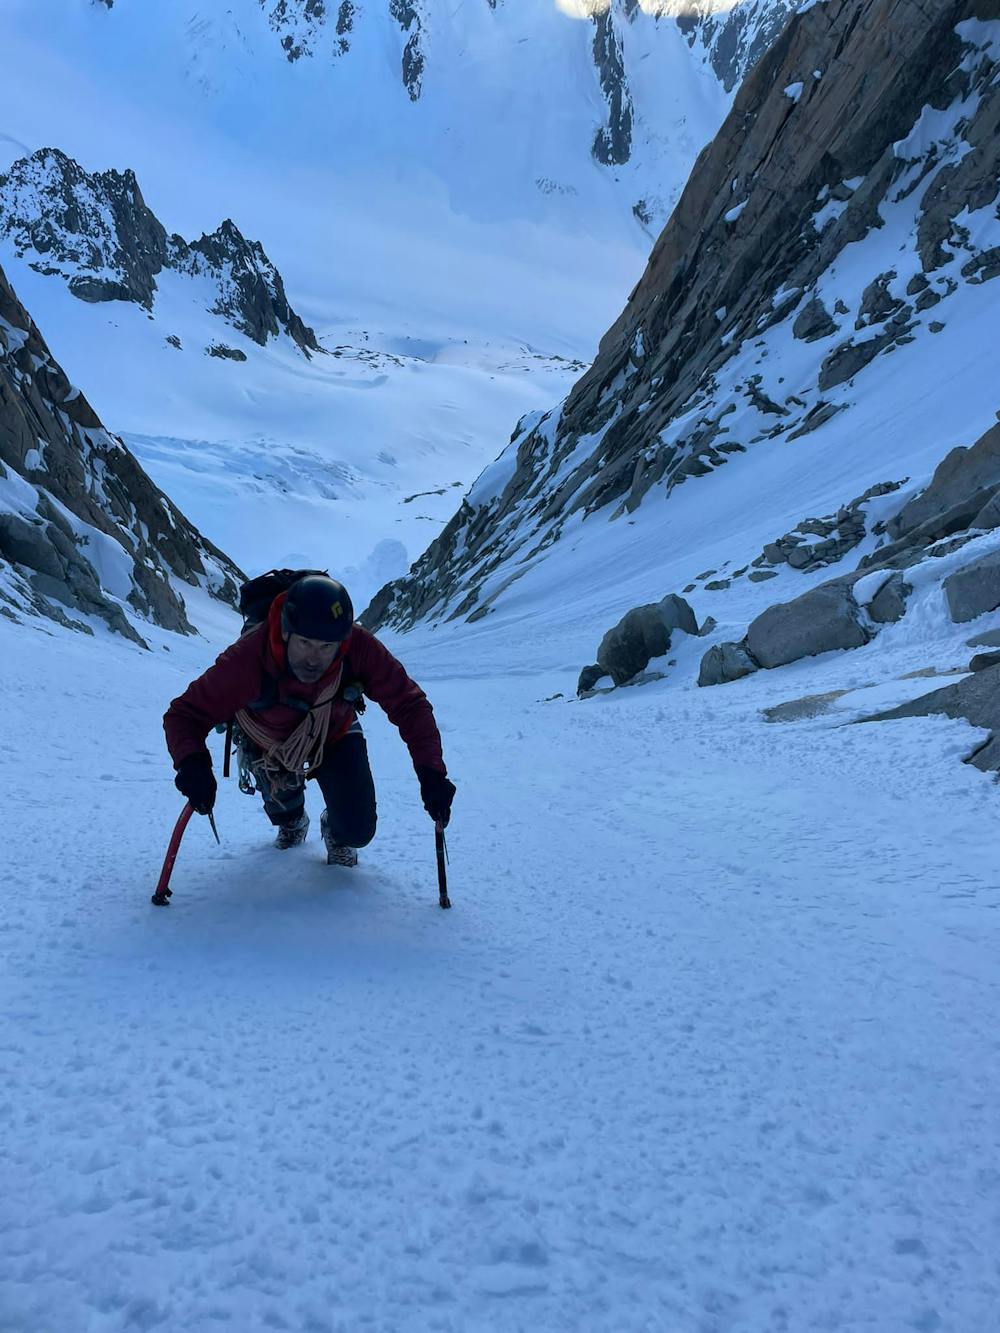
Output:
[
  {"xmin": 0, "ymin": 259, "xmax": 242, "ymax": 643},
  {"xmin": 0, "ymin": 149, "xmax": 319, "ymax": 355},
  {"xmin": 365, "ymin": 0, "xmax": 1000, "ymax": 631}
]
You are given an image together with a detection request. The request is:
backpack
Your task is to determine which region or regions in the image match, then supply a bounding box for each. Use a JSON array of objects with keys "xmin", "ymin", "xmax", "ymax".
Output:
[{"xmin": 237, "ymin": 568, "xmax": 327, "ymax": 634}]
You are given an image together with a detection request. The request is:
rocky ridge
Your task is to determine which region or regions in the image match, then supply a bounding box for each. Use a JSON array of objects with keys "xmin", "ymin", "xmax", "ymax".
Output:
[
  {"xmin": 698, "ymin": 418, "xmax": 1000, "ymax": 683},
  {"xmin": 0, "ymin": 259, "xmax": 242, "ymax": 643},
  {"xmin": 0, "ymin": 149, "xmax": 318, "ymax": 355},
  {"xmin": 364, "ymin": 0, "xmax": 1000, "ymax": 633},
  {"xmin": 673, "ymin": 0, "xmax": 801, "ymax": 92},
  {"xmin": 244, "ymin": 1, "xmax": 793, "ymax": 160}
]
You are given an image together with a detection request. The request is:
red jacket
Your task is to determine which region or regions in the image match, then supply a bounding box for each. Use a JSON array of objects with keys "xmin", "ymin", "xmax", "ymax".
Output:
[{"xmin": 164, "ymin": 600, "xmax": 446, "ymax": 774}]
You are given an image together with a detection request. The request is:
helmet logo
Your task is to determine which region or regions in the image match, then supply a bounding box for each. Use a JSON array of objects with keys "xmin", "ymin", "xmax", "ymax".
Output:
[{"xmin": 331, "ymin": 601, "xmax": 343, "ymax": 618}]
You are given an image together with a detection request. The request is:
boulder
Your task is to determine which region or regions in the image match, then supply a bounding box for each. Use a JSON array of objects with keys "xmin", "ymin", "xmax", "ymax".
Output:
[
  {"xmin": 792, "ymin": 295, "xmax": 838, "ymax": 342},
  {"xmin": 967, "ymin": 628, "xmax": 1000, "ymax": 649},
  {"xmin": 943, "ymin": 549, "xmax": 1000, "ymax": 623},
  {"xmin": 868, "ymin": 572, "xmax": 910, "ymax": 624},
  {"xmin": 970, "ymin": 651, "xmax": 1000, "ymax": 672},
  {"xmin": 698, "ymin": 640, "xmax": 760, "ymax": 687},
  {"xmin": 596, "ymin": 594, "xmax": 698, "ymax": 685},
  {"xmin": 746, "ymin": 579, "xmax": 869, "ymax": 669}
]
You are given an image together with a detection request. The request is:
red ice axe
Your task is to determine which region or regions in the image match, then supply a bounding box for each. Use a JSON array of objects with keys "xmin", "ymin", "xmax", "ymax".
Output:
[{"xmin": 151, "ymin": 803, "xmax": 219, "ymax": 906}]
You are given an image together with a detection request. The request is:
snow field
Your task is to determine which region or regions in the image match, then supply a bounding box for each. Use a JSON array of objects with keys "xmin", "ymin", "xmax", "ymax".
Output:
[{"xmin": 1, "ymin": 604, "xmax": 998, "ymax": 1331}]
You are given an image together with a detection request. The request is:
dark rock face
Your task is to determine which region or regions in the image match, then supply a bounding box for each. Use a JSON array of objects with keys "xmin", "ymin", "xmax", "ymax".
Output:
[
  {"xmin": 0, "ymin": 149, "xmax": 318, "ymax": 354},
  {"xmin": 366, "ymin": 0, "xmax": 1000, "ymax": 635},
  {"xmin": 262, "ymin": 0, "xmax": 332, "ymax": 61},
  {"xmin": 792, "ymin": 295, "xmax": 838, "ymax": 342},
  {"xmin": 389, "ymin": 0, "xmax": 426, "ymax": 100},
  {"xmin": 0, "ymin": 260, "xmax": 242, "ymax": 642},
  {"xmin": 0, "ymin": 150, "xmax": 167, "ymax": 309},
  {"xmin": 591, "ymin": 8, "xmax": 634, "ymax": 167},
  {"xmin": 336, "ymin": 0, "xmax": 355, "ymax": 54},
  {"xmin": 818, "ymin": 316, "xmax": 914, "ymax": 391},
  {"xmin": 207, "ymin": 343, "xmax": 249, "ymax": 362}
]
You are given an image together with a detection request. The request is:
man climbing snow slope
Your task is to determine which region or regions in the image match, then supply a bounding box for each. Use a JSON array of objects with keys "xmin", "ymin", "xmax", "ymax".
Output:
[{"xmin": 163, "ymin": 573, "xmax": 455, "ymax": 866}]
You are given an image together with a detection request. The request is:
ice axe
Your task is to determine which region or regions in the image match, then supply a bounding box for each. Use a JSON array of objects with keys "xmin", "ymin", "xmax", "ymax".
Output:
[
  {"xmin": 435, "ymin": 820, "xmax": 451, "ymax": 910},
  {"xmin": 151, "ymin": 802, "xmax": 219, "ymax": 906}
]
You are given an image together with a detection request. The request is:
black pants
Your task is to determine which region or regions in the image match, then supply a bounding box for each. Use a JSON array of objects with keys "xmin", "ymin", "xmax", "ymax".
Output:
[{"xmin": 249, "ymin": 730, "xmax": 377, "ymax": 848}]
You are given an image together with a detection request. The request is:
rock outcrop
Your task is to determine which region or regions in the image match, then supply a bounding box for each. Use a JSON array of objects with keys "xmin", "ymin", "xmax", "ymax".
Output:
[
  {"xmin": 0, "ymin": 149, "xmax": 319, "ymax": 355},
  {"xmin": 0, "ymin": 259, "xmax": 242, "ymax": 642},
  {"xmin": 696, "ymin": 415, "xmax": 1000, "ymax": 685},
  {"xmin": 944, "ymin": 550, "xmax": 1000, "ymax": 624},
  {"xmin": 866, "ymin": 664, "xmax": 1000, "ymax": 774}
]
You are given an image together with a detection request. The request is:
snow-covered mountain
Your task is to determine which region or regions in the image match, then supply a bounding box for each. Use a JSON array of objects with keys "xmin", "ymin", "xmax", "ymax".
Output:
[
  {"xmin": 0, "ymin": 0, "xmax": 797, "ymax": 610},
  {"xmin": 258, "ymin": 0, "xmax": 799, "ymax": 112},
  {"xmin": 0, "ymin": 258, "xmax": 241, "ymax": 643},
  {"xmin": 0, "ymin": 148, "xmax": 318, "ymax": 355},
  {"xmin": 366, "ymin": 0, "xmax": 1000, "ymax": 765},
  {"xmin": 29, "ymin": 0, "xmax": 759, "ymax": 234}
]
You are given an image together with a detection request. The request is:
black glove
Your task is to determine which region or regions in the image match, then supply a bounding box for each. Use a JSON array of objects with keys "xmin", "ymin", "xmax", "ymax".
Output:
[
  {"xmin": 416, "ymin": 766, "xmax": 456, "ymax": 827},
  {"xmin": 174, "ymin": 752, "xmax": 217, "ymax": 815}
]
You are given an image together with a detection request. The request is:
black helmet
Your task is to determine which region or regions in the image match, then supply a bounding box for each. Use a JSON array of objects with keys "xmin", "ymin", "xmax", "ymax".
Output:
[{"xmin": 281, "ymin": 575, "xmax": 354, "ymax": 642}]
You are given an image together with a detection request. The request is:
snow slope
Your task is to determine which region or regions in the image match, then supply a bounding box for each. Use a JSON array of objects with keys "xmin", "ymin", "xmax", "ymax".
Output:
[{"xmin": 1, "ymin": 587, "xmax": 998, "ymax": 1330}]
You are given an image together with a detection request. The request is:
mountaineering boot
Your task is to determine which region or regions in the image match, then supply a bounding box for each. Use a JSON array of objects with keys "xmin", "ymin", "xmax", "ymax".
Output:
[
  {"xmin": 274, "ymin": 810, "xmax": 310, "ymax": 850},
  {"xmin": 320, "ymin": 810, "xmax": 359, "ymax": 867}
]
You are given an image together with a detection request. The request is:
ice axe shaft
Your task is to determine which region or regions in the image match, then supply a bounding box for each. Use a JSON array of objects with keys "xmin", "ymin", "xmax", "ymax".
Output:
[
  {"xmin": 151, "ymin": 802, "xmax": 195, "ymax": 906},
  {"xmin": 223, "ymin": 722, "xmax": 234, "ymax": 779},
  {"xmin": 435, "ymin": 821, "xmax": 451, "ymax": 910}
]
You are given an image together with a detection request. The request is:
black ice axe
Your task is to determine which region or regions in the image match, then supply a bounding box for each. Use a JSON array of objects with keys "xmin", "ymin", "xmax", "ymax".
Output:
[{"xmin": 435, "ymin": 820, "xmax": 451, "ymax": 910}]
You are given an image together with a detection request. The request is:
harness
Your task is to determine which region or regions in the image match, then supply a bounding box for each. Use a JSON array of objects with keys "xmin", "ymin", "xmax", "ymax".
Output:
[{"xmin": 233, "ymin": 670, "xmax": 367, "ymax": 796}]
